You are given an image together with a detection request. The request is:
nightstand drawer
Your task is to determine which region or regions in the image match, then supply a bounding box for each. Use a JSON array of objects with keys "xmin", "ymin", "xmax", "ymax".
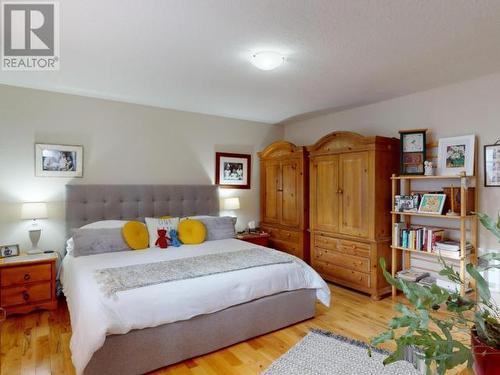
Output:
[
  {"xmin": 1, "ymin": 282, "xmax": 52, "ymax": 307},
  {"xmin": 1, "ymin": 263, "xmax": 52, "ymax": 287}
]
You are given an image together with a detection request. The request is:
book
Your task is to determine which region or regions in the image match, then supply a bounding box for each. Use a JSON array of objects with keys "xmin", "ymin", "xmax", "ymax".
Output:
[
  {"xmin": 397, "ymin": 269, "xmax": 430, "ymax": 282},
  {"xmin": 428, "ymin": 229, "xmax": 445, "ymax": 252},
  {"xmin": 435, "ymin": 241, "xmax": 472, "ymax": 252},
  {"xmin": 418, "ymin": 275, "xmax": 436, "ymax": 287}
]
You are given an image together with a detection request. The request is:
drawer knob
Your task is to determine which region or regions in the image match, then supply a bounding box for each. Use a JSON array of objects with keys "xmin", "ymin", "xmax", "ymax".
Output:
[
  {"xmin": 24, "ymin": 273, "xmax": 31, "ymax": 281},
  {"xmin": 22, "ymin": 291, "xmax": 30, "ymax": 301}
]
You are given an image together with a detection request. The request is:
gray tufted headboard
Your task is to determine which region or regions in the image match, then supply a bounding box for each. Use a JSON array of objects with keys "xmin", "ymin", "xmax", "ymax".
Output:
[{"xmin": 65, "ymin": 184, "xmax": 219, "ymax": 238}]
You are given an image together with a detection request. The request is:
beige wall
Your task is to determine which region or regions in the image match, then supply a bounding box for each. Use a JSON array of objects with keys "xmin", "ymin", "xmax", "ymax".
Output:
[
  {"xmin": 283, "ymin": 72, "xmax": 500, "ymax": 251},
  {"xmin": 0, "ymin": 85, "xmax": 283, "ymax": 252}
]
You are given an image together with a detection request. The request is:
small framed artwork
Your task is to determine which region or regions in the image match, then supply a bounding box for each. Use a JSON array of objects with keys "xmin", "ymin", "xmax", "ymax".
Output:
[
  {"xmin": 0, "ymin": 244, "xmax": 20, "ymax": 257},
  {"xmin": 418, "ymin": 194, "xmax": 446, "ymax": 215},
  {"xmin": 35, "ymin": 143, "xmax": 83, "ymax": 177},
  {"xmin": 437, "ymin": 135, "xmax": 475, "ymax": 176},
  {"xmin": 400, "ymin": 129, "xmax": 426, "ymax": 175},
  {"xmin": 484, "ymin": 142, "xmax": 500, "ymax": 187},
  {"xmin": 215, "ymin": 152, "xmax": 251, "ymax": 189},
  {"xmin": 395, "ymin": 194, "xmax": 420, "ymax": 212}
]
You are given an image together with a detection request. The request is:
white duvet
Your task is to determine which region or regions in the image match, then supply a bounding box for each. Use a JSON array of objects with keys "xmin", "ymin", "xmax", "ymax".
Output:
[{"xmin": 61, "ymin": 239, "xmax": 330, "ymax": 374}]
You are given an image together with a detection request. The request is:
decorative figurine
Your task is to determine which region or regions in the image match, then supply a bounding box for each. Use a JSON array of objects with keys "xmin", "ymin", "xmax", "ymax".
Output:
[{"xmin": 424, "ymin": 161, "xmax": 434, "ymax": 176}]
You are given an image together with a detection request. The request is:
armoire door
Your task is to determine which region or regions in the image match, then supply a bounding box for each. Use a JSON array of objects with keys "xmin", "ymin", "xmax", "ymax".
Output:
[
  {"xmin": 280, "ymin": 159, "xmax": 301, "ymax": 227},
  {"xmin": 310, "ymin": 156, "xmax": 339, "ymax": 233},
  {"xmin": 339, "ymin": 151, "xmax": 370, "ymax": 238},
  {"xmin": 262, "ymin": 160, "xmax": 281, "ymax": 224}
]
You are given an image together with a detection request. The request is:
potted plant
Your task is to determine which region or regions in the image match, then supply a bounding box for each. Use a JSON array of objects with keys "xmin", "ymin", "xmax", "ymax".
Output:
[{"xmin": 371, "ymin": 212, "xmax": 500, "ymax": 375}]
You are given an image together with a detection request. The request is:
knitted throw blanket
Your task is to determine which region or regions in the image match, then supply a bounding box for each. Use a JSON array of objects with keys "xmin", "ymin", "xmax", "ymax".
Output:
[{"xmin": 95, "ymin": 248, "xmax": 295, "ymax": 297}]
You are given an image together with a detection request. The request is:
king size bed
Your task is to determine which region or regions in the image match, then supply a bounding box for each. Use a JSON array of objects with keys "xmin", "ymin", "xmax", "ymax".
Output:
[{"xmin": 61, "ymin": 185, "xmax": 330, "ymax": 375}]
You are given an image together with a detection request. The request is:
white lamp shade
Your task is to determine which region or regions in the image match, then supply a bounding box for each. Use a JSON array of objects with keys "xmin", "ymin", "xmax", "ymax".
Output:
[
  {"xmin": 224, "ymin": 197, "xmax": 240, "ymax": 210},
  {"xmin": 21, "ymin": 202, "xmax": 48, "ymax": 220}
]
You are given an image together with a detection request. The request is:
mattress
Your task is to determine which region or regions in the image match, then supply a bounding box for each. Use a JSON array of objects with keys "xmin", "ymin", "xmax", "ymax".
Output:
[{"xmin": 60, "ymin": 238, "xmax": 330, "ymax": 375}]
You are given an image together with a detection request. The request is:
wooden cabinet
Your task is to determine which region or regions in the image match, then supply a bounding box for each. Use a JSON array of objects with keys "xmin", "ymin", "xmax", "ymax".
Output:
[
  {"xmin": 0, "ymin": 254, "xmax": 58, "ymax": 316},
  {"xmin": 308, "ymin": 132, "xmax": 399, "ymax": 300},
  {"xmin": 259, "ymin": 141, "xmax": 309, "ymax": 262}
]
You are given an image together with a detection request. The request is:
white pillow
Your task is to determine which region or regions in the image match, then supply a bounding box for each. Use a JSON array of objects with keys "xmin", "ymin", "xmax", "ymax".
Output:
[
  {"xmin": 66, "ymin": 220, "xmax": 129, "ymax": 255},
  {"xmin": 145, "ymin": 217, "xmax": 180, "ymax": 248}
]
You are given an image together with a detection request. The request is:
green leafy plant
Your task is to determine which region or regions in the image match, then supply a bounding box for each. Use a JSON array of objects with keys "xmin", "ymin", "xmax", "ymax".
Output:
[{"xmin": 371, "ymin": 212, "xmax": 500, "ymax": 375}]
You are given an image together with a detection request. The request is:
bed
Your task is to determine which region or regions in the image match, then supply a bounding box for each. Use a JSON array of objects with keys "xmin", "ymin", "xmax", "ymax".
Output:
[{"xmin": 61, "ymin": 185, "xmax": 330, "ymax": 375}]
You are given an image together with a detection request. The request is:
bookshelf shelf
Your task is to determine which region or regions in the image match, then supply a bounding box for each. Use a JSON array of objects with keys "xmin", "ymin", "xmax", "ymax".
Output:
[
  {"xmin": 390, "ymin": 211, "xmax": 475, "ymax": 220},
  {"xmin": 390, "ymin": 170, "xmax": 478, "ymax": 298},
  {"xmin": 391, "ymin": 175, "xmax": 475, "ymax": 180},
  {"xmin": 390, "ymin": 246, "xmax": 470, "ymax": 261}
]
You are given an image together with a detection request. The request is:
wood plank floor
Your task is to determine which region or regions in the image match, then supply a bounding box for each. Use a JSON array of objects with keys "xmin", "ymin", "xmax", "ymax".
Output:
[{"xmin": 0, "ymin": 283, "xmax": 471, "ymax": 375}]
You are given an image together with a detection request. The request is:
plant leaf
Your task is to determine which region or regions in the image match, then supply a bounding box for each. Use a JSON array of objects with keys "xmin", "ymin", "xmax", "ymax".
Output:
[
  {"xmin": 371, "ymin": 330, "xmax": 394, "ymax": 346},
  {"xmin": 476, "ymin": 212, "xmax": 500, "ymax": 242},
  {"xmin": 466, "ymin": 263, "xmax": 491, "ymax": 302}
]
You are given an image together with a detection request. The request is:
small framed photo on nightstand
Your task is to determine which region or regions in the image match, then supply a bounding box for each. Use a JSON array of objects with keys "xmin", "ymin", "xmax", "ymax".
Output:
[{"xmin": 0, "ymin": 244, "xmax": 20, "ymax": 257}]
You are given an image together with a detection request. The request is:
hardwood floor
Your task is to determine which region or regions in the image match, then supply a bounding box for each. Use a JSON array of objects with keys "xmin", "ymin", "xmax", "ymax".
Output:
[{"xmin": 0, "ymin": 283, "xmax": 471, "ymax": 375}]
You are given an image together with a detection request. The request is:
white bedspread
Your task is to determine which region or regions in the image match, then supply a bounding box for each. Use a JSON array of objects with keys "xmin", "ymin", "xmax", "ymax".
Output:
[{"xmin": 60, "ymin": 239, "xmax": 330, "ymax": 374}]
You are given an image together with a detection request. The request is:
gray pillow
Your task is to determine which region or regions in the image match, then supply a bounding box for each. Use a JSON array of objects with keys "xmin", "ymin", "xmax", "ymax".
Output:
[
  {"xmin": 72, "ymin": 228, "xmax": 130, "ymax": 257},
  {"xmin": 197, "ymin": 216, "xmax": 236, "ymax": 241}
]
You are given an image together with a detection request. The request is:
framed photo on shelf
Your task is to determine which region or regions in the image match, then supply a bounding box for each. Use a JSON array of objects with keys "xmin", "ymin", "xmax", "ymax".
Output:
[
  {"xmin": 399, "ymin": 129, "xmax": 426, "ymax": 175},
  {"xmin": 395, "ymin": 194, "xmax": 420, "ymax": 212},
  {"xmin": 418, "ymin": 194, "xmax": 446, "ymax": 215},
  {"xmin": 215, "ymin": 152, "xmax": 251, "ymax": 189},
  {"xmin": 35, "ymin": 143, "xmax": 83, "ymax": 177},
  {"xmin": 437, "ymin": 135, "xmax": 475, "ymax": 176},
  {"xmin": 484, "ymin": 142, "xmax": 500, "ymax": 187},
  {"xmin": 0, "ymin": 244, "xmax": 20, "ymax": 257}
]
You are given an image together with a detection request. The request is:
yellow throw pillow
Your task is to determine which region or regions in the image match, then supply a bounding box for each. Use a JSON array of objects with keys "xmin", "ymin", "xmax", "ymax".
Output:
[
  {"xmin": 122, "ymin": 221, "xmax": 149, "ymax": 250},
  {"xmin": 160, "ymin": 215, "xmax": 173, "ymax": 219},
  {"xmin": 178, "ymin": 219, "xmax": 206, "ymax": 244}
]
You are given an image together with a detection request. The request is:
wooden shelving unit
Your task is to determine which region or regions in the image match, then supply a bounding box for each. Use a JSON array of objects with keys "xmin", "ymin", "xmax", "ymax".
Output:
[{"xmin": 390, "ymin": 172, "xmax": 478, "ymax": 297}]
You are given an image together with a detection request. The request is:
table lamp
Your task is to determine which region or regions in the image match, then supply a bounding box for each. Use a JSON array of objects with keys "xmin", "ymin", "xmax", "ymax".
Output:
[
  {"xmin": 223, "ymin": 197, "xmax": 240, "ymax": 211},
  {"xmin": 21, "ymin": 202, "xmax": 48, "ymax": 255}
]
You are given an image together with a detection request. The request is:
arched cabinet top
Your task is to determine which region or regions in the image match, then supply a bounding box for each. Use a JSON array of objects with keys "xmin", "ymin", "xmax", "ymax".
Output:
[
  {"xmin": 307, "ymin": 131, "xmax": 398, "ymax": 156},
  {"xmin": 258, "ymin": 141, "xmax": 306, "ymax": 159}
]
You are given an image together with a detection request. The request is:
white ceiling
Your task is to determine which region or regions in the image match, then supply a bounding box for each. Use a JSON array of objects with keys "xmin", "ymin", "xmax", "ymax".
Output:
[{"xmin": 2, "ymin": 0, "xmax": 500, "ymax": 123}]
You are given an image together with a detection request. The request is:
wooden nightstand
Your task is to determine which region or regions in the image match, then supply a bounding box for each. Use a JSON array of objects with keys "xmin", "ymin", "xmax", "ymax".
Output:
[
  {"xmin": 0, "ymin": 252, "xmax": 58, "ymax": 316},
  {"xmin": 236, "ymin": 232, "xmax": 271, "ymax": 247}
]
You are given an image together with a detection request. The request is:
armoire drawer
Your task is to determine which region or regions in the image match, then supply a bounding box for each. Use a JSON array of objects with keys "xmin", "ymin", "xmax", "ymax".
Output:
[
  {"xmin": 269, "ymin": 238, "xmax": 300, "ymax": 258},
  {"xmin": 276, "ymin": 228, "xmax": 300, "ymax": 243},
  {"xmin": 314, "ymin": 234, "xmax": 339, "ymax": 250},
  {"xmin": 263, "ymin": 225, "xmax": 300, "ymax": 243},
  {"xmin": 312, "ymin": 260, "xmax": 370, "ymax": 289},
  {"xmin": 337, "ymin": 239, "xmax": 371, "ymax": 258},
  {"xmin": 313, "ymin": 247, "xmax": 370, "ymax": 273}
]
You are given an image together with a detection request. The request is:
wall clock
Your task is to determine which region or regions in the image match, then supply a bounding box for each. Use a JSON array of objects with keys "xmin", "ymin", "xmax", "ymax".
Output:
[{"xmin": 399, "ymin": 129, "xmax": 427, "ymax": 175}]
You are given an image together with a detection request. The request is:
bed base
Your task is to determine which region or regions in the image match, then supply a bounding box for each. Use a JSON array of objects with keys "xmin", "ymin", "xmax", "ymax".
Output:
[{"xmin": 84, "ymin": 289, "xmax": 316, "ymax": 375}]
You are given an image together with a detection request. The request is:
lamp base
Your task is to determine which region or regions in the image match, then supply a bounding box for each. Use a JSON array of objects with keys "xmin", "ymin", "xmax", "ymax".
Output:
[
  {"xmin": 28, "ymin": 229, "xmax": 42, "ymax": 255},
  {"xmin": 27, "ymin": 249, "xmax": 43, "ymax": 255}
]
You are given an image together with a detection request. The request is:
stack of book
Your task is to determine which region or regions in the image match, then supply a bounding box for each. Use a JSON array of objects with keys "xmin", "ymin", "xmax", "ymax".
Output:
[
  {"xmin": 396, "ymin": 269, "xmax": 430, "ymax": 282},
  {"xmin": 394, "ymin": 224, "xmax": 445, "ymax": 252},
  {"xmin": 434, "ymin": 241, "xmax": 472, "ymax": 259}
]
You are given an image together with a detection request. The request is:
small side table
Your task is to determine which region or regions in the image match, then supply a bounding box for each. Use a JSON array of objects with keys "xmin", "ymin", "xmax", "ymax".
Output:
[
  {"xmin": 236, "ymin": 232, "xmax": 271, "ymax": 247},
  {"xmin": 0, "ymin": 252, "xmax": 58, "ymax": 316}
]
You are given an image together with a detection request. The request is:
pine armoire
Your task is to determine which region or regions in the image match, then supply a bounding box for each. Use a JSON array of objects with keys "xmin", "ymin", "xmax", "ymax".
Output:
[
  {"xmin": 258, "ymin": 141, "xmax": 309, "ymax": 262},
  {"xmin": 308, "ymin": 131, "xmax": 399, "ymax": 300}
]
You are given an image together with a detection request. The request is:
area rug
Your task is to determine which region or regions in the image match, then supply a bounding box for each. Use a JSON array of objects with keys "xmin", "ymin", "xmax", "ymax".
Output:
[{"xmin": 262, "ymin": 330, "xmax": 420, "ymax": 375}]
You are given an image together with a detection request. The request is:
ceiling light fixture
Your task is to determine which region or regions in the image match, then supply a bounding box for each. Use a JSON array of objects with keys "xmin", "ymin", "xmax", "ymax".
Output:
[{"xmin": 251, "ymin": 51, "xmax": 285, "ymax": 71}]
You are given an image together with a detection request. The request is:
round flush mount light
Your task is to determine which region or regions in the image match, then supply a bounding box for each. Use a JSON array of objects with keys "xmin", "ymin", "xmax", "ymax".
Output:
[{"xmin": 251, "ymin": 51, "xmax": 285, "ymax": 71}]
